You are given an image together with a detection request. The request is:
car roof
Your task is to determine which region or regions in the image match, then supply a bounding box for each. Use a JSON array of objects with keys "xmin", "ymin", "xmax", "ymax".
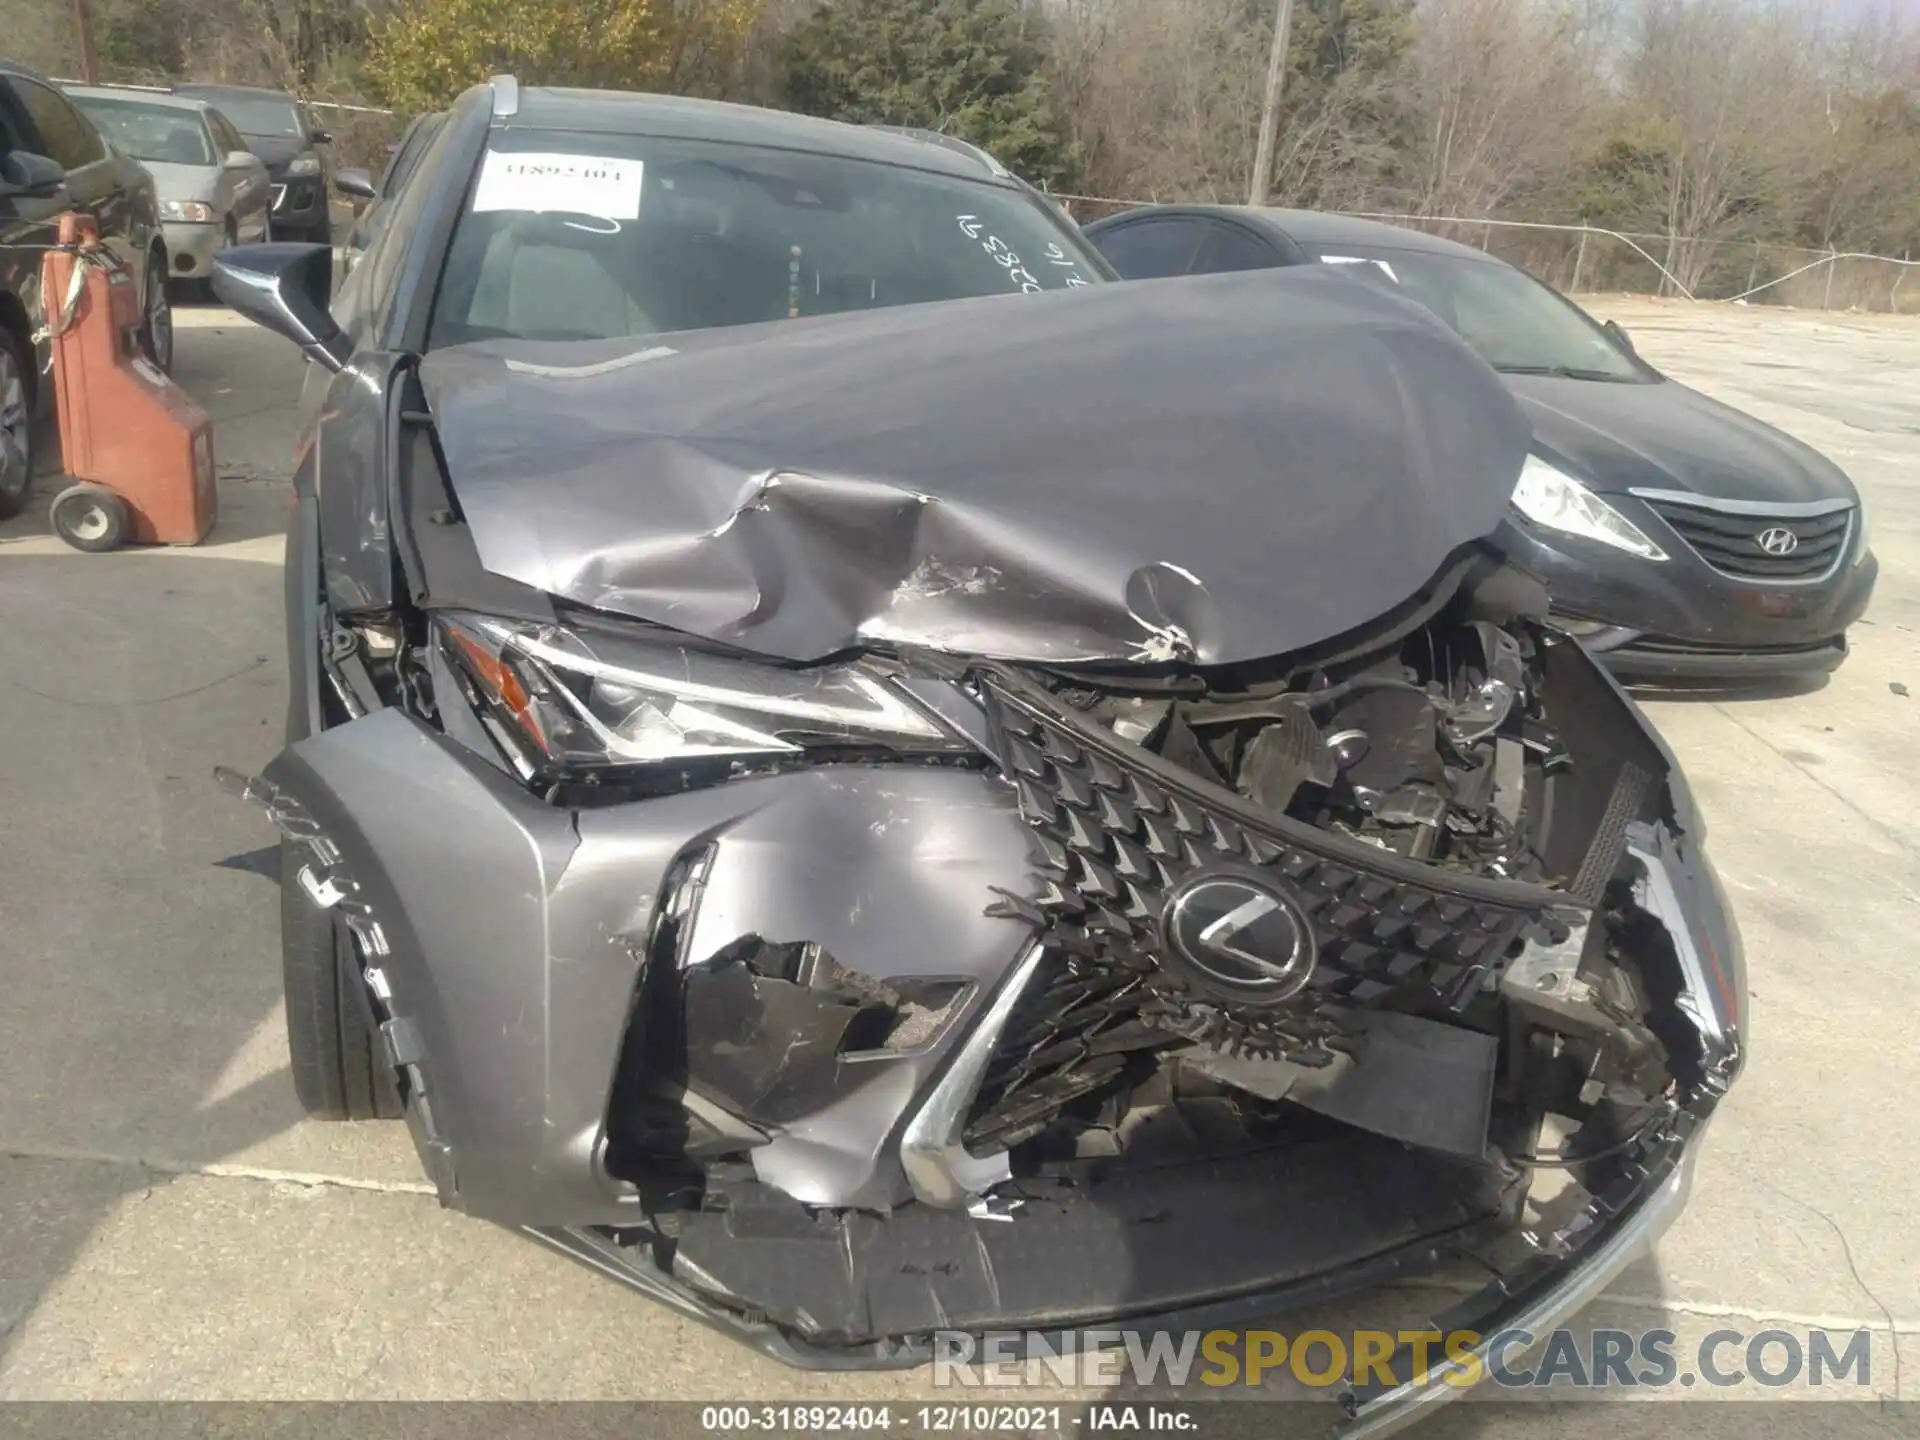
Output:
[
  {"xmin": 66, "ymin": 85, "xmax": 215, "ymax": 117},
  {"xmin": 0, "ymin": 58, "xmax": 59, "ymax": 83},
  {"xmin": 172, "ymin": 82, "xmax": 299, "ymax": 100},
  {"xmin": 504, "ymin": 87, "xmax": 1009, "ymax": 185},
  {"xmin": 1094, "ymin": 204, "xmax": 1499, "ymax": 264}
]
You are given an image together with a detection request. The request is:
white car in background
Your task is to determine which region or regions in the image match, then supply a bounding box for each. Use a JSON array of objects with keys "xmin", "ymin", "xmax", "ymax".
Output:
[{"xmin": 65, "ymin": 86, "xmax": 272, "ymax": 292}]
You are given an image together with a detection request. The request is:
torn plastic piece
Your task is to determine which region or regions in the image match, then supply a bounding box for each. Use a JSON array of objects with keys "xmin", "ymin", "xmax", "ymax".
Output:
[
  {"xmin": 213, "ymin": 765, "xmax": 330, "ymax": 846},
  {"xmin": 1235, "ymin": 701, "xmax": 1333, "ymax": 812},
  {"xmin": 297, "ymin": 864, "xmax": 348, "ymax": 910},
  {"xmin": 966, "ymin": 1194, "xmax": 1023, "ymax": 1223}
]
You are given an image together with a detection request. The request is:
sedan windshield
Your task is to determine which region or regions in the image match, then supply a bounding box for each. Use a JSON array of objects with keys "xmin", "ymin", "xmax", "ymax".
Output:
[
  {"xmin": 1311, "ymin": 246, "xmax": 1645, "ymax": 382},
  {"xmin": 183, "ymin": 92, "xmax": 301, "ymax": 137},
  {"xmin": 429, "ymin": 131, "xmax": 1104, "ymax": 347},
  {"xmin": 74, "ymin": 98, "xmax": 213, "ymax": 166}
]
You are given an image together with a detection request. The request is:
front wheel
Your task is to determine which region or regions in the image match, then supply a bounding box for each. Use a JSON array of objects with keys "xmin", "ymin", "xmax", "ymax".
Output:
[
  {"xmin": 280, "ymin": 838, "xmax": 405, "ymax": 1121},
  {"xmin": 138, "ymin": 248, "xmax": 173, "ymax": 373}
]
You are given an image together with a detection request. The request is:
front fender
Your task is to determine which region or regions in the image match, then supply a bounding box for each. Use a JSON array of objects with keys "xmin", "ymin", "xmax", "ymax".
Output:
[{"xmin": 261, "ymin": 710, "xmax": 1037, "ymax": 1223}]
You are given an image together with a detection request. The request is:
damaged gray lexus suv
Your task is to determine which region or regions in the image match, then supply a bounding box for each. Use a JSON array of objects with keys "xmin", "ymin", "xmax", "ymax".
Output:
[{"xmin": 212, "ymin": 78, "xmax": 1745, "ymax": 1428}]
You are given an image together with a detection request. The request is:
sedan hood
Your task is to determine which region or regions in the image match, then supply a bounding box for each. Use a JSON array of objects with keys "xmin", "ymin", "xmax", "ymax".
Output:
[
  {"xmin": 418, "ymin": 268, "xmax": 1533, "ymax": 665},
  {"xmin": 138, "ymin": 159, "xmax": 219, "ymax": 203},
  {"xmin": 1506, "ymin": 372, "xmax": 1855, "ymax": 505}
]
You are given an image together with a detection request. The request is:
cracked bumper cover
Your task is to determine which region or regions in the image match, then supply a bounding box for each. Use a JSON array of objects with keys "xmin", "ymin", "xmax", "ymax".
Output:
[
  {"xmin": 261, "ymin": 707, "xmax": 1040, "ymax": 1222},
  {"xmin": 256, "ymin": 665, "xmax": 1744, "ymax": 1389}
]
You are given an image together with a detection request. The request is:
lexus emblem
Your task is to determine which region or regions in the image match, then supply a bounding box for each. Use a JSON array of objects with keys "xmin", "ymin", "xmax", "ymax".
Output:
[
  {"xmin": 1755, "ymin": 526, "xmax": 1800, "ymax": 556},
  {"xmin": 1161, "ymin": 870, "xmax": 1317, "ymax": 1006}
]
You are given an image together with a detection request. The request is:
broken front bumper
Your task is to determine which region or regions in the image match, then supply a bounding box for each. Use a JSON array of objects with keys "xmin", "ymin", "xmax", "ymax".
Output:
[{"xmin": 252, "ymin": 668, "xmax": 1742, "ymax": 1386}]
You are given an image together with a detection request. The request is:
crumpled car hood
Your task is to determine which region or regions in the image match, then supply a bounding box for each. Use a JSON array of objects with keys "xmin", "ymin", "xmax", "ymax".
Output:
[{"xmin": 419, "ymin": 267, "xmax": 1532, "ymax": 665}]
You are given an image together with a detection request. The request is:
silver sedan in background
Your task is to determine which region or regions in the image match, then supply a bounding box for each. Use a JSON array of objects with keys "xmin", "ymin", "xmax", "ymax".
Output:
[{"xmin": 65, "ymin": 87, "xmax": 271, "ymax": 291}]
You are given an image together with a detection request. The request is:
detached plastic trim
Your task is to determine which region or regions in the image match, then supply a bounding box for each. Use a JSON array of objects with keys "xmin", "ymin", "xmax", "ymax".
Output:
[{"xmin": 898, "ymin": 941, "xmax": 1046, "ymax": 1208}]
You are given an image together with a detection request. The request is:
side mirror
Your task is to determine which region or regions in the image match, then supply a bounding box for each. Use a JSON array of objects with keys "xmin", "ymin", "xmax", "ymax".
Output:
[
  {"xmin": 211, "ymin": 242, "xmax": 350, "ymax": 372},
  {"xmin": 332, "ymin": 167, "xmax": 377, "ymax": 202},
  {"xmin": 311, "ymin": 128, "xmax": 333, "ymax": 146},
  {"xmin": 1603, "ymin": 318, "xmax": 1635, "ymax": 354},
  {"xmin": 224, "ymin": 150, "xmax": 258, "ymax": 169},
  {"xmin": 0, "ymin": 149, "xmax": 68, "ymax": 201}
]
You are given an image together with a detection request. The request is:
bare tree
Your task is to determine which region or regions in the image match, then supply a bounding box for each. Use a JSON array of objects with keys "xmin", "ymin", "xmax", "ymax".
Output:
[
  {"xmin": 1403, "ymin": 0, "xmax": 1609, "ymax": 218},
  {"xmin": 1619, "ymin": 0, "xmax": 1828, "ymax": 291},
  {"xmin": 1049, "ymin": 0, "xmax": 1269, "ymax": 201}
]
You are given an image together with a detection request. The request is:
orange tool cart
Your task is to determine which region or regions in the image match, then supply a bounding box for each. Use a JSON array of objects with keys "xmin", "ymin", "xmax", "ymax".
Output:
[{"xmin": 38, "ymin": 213, "xmax": 216, "ymax": 551}]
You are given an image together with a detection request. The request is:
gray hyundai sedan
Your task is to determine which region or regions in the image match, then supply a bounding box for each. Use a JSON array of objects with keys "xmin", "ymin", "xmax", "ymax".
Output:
[{"xmin": 66, "ymin": 87, "xmax": 272, "ymax": 288}]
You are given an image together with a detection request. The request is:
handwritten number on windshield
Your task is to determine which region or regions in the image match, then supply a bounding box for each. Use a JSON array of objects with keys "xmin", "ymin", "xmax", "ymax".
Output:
[
  {"xmin": 958, "ymin": 215, "xmax": 1086, "ymax": 293},
  {"xmin": 1044, "ymin": 242, "xmax": 1091, "ymax": 287}
]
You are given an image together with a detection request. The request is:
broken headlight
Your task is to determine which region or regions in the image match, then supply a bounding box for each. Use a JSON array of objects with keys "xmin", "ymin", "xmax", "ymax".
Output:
[
  {"xmin": 437, "ymin": 613, "xmax": 967, "ymax": 779},
  {"xmin": 1511, "ymin": 454, "xmax": 1668, "ymax": 561}
]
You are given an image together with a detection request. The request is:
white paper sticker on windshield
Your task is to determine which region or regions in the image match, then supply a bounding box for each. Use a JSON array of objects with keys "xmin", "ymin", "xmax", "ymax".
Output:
[
  {"xmin": 1322, "ymin": 254, "xmax": 1399, "ymax": 283},
  {"xmin": 471, "ymin": 152, "xmax": 643, "ymax": 219}
]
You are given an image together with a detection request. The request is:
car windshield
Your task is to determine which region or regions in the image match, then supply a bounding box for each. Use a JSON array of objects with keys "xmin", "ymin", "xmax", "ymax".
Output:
[
  {"xmin": 1310, "ymin": 246, "xmax": 1646, "ymax": 382},
  {"xmin": 187, "ymin": 92, "xmax": 301, "ymax": 137},
  {"xmin": 74, "ymin": 98, "xmax": 213, "ymax": 166},
  {"xmin": 429, "ymin": 131, "xmax": 1104, "ymax": 347}
]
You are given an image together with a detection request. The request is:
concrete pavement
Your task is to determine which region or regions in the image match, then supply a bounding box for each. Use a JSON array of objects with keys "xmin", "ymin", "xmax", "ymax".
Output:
[{"xmin": 0, "ymin": 296, "xmax": 1915, "ymax": 1417}]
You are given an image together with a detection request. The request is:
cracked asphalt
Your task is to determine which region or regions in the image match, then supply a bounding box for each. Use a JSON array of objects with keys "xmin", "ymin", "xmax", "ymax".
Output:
[{"xmin": 0, "ymin": 296, "xmax": 1915, "ymax": 1424}]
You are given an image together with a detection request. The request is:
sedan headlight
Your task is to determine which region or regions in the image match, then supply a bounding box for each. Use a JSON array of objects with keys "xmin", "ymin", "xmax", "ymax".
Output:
[
  {"xmin": 438, "ymin": 613, "xmax": 968, "ymax": 782},
  {"xmin": 287, "ymin": 153, "xmax": 321, "ymax": 177},
  {"xmin": 1511, "ymin": 454, "xmax": 1668, "ymax": 561},
  {"xmin": 160, "ymin": 199, "xmax": 216, "ymax": 223}
]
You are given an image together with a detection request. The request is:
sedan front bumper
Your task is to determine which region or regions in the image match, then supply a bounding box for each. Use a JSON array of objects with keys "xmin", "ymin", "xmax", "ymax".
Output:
[
  {"xmin": 270, "ymin": 176, "xmax": 327, "ymax": 238},
  {"xmin": 163, "ymin": 221, "xmax": 223, "ymax": 279},
  {"xmin": 1569, "ymin": 624, "xmax": 1848, "ymax": 682},
  {"xmin": 1498, "ymin": 509, "xmax": 1877, "ymax": 679}
]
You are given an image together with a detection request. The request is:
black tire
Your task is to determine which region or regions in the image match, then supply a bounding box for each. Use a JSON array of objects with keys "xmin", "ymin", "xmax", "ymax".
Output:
[
  {"xmin": 138, "ymin": 248, "xmax": 173, "ymax": 373},
  {"xmin": 280, "ymin": 838, "xmax": 405, "ymax": 1121},
  {"xmin": 49, "ymin": 483, "xmax": 127, "ymax": 552},
  {"xmin": 0, "ymin": 324, "xmax": 32, "ymax": 521}
]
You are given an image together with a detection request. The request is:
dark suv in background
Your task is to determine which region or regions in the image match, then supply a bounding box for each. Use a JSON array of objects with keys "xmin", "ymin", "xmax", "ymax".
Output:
[{"xmin": 172, "ymin": 82, "xmax": 332, "ymax": 244}]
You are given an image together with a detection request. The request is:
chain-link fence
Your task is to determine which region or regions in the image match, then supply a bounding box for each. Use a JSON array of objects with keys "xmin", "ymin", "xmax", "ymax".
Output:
[{"xmin": 1056, "ymin": 196, "xmax": 1920, "ymax": 314}]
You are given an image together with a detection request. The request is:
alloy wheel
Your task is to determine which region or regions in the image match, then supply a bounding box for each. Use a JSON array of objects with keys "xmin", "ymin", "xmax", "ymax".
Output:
[{"xmin": 145, "ymin": 257, "xmax": 174, "ymax": 372}]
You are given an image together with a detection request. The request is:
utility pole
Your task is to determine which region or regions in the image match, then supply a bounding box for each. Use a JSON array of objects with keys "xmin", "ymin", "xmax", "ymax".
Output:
[
  {"xmin": 1247, "ymin": 0, "xmax": 1295, "ymax": 206},
  {"xmin": 70, "ymin": 0, "xmax": 101, "ymax": 84}
]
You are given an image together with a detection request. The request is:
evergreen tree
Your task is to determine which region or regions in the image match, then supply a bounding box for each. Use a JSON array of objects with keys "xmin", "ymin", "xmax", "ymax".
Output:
[{"xmin": 777, "ymin": 0, "xmax": 1079, "ymax": 191}]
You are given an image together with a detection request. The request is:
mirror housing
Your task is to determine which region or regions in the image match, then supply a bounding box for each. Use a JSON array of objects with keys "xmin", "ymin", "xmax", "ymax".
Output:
[
  {"xmin": 224, "ymin": 150, "xmax": 257, "ymax": 169},
  {"xmin": 211, "ymin": 242, "xmax": 350, "ymax": 372},
  {"xmin": 1603, "ymin": 318, "xmax": 1635, "ymax": 354},
  {"xmin": 333, "ymin": 167, "xmax": 377, "ymax": 202},
  {"xmin": 311, "ymin": 128, "xmax": 333, "ymax": 145},
  {"xmin": 0, "ymin": 149, "xmax": 68, "ymax": 201}
]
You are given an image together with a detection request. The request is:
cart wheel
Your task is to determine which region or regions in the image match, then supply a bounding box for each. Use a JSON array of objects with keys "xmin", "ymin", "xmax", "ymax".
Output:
[{"xmin": 49, "ymin": 484, "xmax": 128, "ymax": 553}]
